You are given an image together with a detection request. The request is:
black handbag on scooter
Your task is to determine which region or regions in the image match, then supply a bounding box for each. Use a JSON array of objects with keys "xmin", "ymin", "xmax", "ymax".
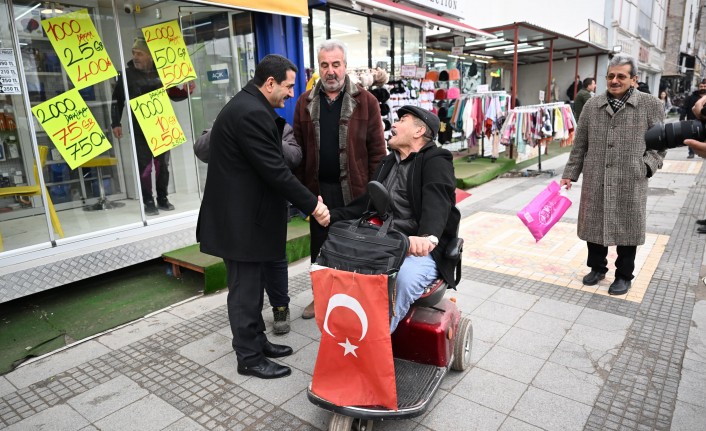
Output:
[{"xmin": 315, "ymin": 182, "xmax": 409, "ymax": 313}]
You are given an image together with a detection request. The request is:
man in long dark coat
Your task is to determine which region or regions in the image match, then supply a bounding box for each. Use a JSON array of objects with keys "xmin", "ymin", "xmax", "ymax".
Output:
[
  {"xmin": 197, "ymin": 55, "xmax": 329, "ymax": 379},
  {"xmin": 561, "ymin": 53, "xmax": 665, "ymax": 296}
]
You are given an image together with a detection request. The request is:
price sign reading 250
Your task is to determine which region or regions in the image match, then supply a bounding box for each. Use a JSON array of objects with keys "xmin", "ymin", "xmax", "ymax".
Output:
[
  {"xmin": 142, "ymin": 21, "xmax": 196, "ymax": 88},
  {"xmin": 41, "ymin": 9, "xmax": 117, "ymax": 89},
  {"xmin": 31, "ymin": 89, "xmax": 112, "ymax": 170},
  {"xmin": 130, "ymin": 87, "xmax": 187, "ymax": 157}
]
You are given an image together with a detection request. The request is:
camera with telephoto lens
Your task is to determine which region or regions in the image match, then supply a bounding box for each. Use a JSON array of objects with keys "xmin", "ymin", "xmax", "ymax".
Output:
[{"xmin": 645, "ymin": 119, "xmax": 706, "ymax": 151}]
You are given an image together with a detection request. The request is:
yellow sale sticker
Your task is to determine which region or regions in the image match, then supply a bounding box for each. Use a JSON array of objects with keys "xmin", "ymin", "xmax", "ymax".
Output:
[
  {"xmin": 31, "ymin": 88, "xmax": 112, "ymax": 170},
  {"xmin": 41, "ymin": 9, "xmax": 117, "ymax": 89},
  {"xmin": 130, "ymin": 87, "xmax": 187, "ymax": 157},
  {"xmin": 141, "ymin": 20, "xmax": 196, "ymax": 88}
]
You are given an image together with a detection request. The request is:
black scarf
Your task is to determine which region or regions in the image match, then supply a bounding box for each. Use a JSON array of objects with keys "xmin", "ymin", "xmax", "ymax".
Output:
[{"xmin": 607, "ymin": 87, "xmax": 634, "ymax": 113}]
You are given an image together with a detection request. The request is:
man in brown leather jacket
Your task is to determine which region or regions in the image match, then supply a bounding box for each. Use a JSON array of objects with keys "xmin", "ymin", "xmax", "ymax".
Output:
[{"xmin": 293, "ymin": 39, "xmax": 386, "ymax": 319}]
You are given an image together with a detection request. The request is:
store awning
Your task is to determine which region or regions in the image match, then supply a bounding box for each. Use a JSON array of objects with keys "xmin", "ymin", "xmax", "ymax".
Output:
[
  {"xmin": 354, "ymin": 0, "xmax": 494, "ymax": 38},
  {"xmin": 188, "ymin": 0, "xmax": 308, "ymax": 18}
]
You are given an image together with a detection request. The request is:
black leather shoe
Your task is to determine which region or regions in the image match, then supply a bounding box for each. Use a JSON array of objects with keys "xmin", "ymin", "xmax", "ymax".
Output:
[
  {"xmin": 696, "ymin": 219, "xmax": 706, "ymax": 226},
  {"xmin": 582, "ymin": 270, "xmax": 606, "ymax": 286},
  {"xmin": 263, "ymin": 341, "xmax": 293, "ymax": 358},
  {"xmin": 237, "ymin": 358, "xmax": 291, "ymax": 379},
  {"xmin": 698, "ymin": 226, "xmax": 706, "ymax": 234},
  {"xmin": 608, "ymin": 278, "xmax": 631, "ymax": 295}
]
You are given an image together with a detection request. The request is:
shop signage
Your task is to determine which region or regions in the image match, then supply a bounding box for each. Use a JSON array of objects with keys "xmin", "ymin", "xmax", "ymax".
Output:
[
  {"xmin": 477, "ymin": 84, "xmax": 489, "ymax": 92},
  {"xmin": 400, "ymin": 65, "xmax": 417, "ymax": 78},
  {"xmin": 402, "ymin": 0, "xmax": 466, "ymax": 20},
  {"xmin": 0, "ymin": 49, "xmax": 21, "ymax": 94},
  {"xmin": 40, "ymin": 9, "xmax": 117, "ymax": 90},
  {"xmin": 415, "ymin": 67, "xmax": 426, "ymax": 79},
  {"xmin": 31, "ymin": 88, "xmax": 111, "ymax": 169},
  {"xmin": 129, "ymin": 87, "xmax": 187, "ymax": 157},
  {"xmin": 207, "ymin": 63, "xmax": 229, "ymax": 84},
  {"xmin": 451, "ymin": 46, "xmax": 463, "ymax": 56},
  {"xmin": 588, "ymin": 19, "xmax": 608, "ymax": 48},
  {"xmin": 142, "ymin": 20, "xmax": 197, "ymax": 88}
]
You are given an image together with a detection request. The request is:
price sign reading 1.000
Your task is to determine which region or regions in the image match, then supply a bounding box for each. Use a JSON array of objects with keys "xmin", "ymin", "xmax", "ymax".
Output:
[
  {"xmin": 130, "ymin": 87, "xmax": 187, "ymax": 157},
  {"xmin": 31, "ymin": 89, "xmax": 112, "ymax": 170},
  {"xmin": 41, "ymin": 9, "xmax": 117, "ymax": 89},
  {"xmin": 141, "ymin": 21, "xmax": 196, "ymax": 88}
]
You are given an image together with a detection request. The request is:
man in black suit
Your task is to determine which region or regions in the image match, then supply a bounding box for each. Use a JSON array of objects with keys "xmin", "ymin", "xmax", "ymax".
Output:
[{"xmin": 197, "ymin": 54, "xmax": 330, "ymax": 379}]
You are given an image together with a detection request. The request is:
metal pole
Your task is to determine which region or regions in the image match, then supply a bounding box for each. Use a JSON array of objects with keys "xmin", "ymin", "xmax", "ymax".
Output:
[
  {"xmin": 512, "ymin": 24, "xmax": 519, "ymax": 109},
  {"xmin": 573, "ymin": 48, "xmax": 580, "ymax": 99},
  {"xmin": 547, "ymin": 39, "xmax": 554, "ymax": 103}
]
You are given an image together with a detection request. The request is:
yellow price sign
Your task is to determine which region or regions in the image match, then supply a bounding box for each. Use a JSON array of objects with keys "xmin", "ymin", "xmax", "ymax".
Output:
[
  {"xmin": 130, "ymin": 87, "xmax": 187, "ymax": 157},
  {"xmin": 41, "ymin": 9, "xmax": 117, "ymax": 89},
  {"xmin": 31, "ymin": 89, "xmax": 112, "ymax": 170},
  {"xmin": 141, "ymin": 20, "xmax": 196, "ymax": 88}
]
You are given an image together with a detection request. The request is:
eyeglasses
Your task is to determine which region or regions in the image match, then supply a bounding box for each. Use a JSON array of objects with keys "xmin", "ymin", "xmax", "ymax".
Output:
[{"xmin": 606, "ymin": 73, "xmax": 633, "ymax": 81}]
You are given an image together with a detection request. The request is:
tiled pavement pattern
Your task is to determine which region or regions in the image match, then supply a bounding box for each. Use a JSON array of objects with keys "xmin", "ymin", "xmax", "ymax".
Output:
[{"xmin": 1, "ymin": 148, "xmax": 705, "ymax": 430}]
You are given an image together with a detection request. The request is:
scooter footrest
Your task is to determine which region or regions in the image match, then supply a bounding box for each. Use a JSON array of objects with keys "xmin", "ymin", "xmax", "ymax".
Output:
[{"xmin": 394, "ymin": 358, "xmax": 447, "ymax": 410}]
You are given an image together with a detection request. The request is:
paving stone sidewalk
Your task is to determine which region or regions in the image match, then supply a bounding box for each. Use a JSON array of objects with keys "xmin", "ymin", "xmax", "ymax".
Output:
[{"xmin": 1, "ymin": 147, "xmax": 705, "ymax": 431}]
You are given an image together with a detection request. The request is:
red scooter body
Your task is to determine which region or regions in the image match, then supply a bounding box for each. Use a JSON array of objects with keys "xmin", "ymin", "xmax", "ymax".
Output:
[{"xmin": 391, "ymin": 298, "xmax": 460, "ymax": 367}]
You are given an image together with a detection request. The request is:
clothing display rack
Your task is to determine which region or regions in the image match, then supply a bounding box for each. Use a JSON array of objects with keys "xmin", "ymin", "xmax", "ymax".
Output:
[
  {"xmin": 466, "ymin": 91, "xmax": 509, "ymax": 161},
  {"xmin": 502, "ymin": 101, "xmax": 573, "ymax": 176}
]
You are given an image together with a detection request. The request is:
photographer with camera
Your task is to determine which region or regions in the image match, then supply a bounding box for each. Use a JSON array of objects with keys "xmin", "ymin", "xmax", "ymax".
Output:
[
  {"xmin": 560, "ymin": 53, "xmax": 665, "ymax": 296},
  {"xmin": 680, "ymin": 79, "xmax": 706, "ymax": 158},
  {"xmin": 683, "ymin": 95, "xmax": 706, "ymax": 158}
]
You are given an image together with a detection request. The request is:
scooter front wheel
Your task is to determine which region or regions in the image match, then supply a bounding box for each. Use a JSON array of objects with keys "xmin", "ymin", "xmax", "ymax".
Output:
[{"xmin": 329, "ymin": 413, "xmax": 374, "ymax": 431}]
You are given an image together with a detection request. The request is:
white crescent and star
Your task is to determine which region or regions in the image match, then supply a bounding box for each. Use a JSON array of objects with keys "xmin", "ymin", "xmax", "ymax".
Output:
[{"xmin": 322, "ymin": 293, "xmax": 369, "ymax": 357}]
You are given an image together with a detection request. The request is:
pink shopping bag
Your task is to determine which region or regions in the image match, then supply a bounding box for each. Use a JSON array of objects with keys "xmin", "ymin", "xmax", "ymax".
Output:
[{"xmin": 517, "ymin": 181, "xmax": 572, "ymax": 242}]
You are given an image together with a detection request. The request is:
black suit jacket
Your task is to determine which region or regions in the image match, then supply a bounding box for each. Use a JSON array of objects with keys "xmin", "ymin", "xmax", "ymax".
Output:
[{"xmin": 197, "ymin": 82, "xmax": 317, "ymax": 261}]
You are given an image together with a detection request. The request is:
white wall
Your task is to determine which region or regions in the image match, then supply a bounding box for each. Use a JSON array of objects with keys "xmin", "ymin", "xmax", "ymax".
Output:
[{"xmin": 515, "ymin": 57, "xmax": 607, "ymax": 106}]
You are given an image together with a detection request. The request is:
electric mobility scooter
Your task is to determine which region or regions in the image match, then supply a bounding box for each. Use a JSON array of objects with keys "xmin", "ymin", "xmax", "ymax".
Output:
[{"xmin": 307, "ymin": 181, "xmax": 473, "ymax": 431}]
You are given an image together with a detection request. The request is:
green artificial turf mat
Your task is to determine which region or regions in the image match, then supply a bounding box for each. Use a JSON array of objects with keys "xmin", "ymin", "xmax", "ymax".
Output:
[{"xmin": 0, "ymin": 259, "xmax": 203, "ymax": 375}]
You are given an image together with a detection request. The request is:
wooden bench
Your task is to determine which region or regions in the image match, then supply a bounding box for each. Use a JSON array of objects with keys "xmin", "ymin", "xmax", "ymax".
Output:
[
  {"xmin": 162, "ymin": 244, "xmax": 226, "ymax": 294},
  {"xmin": 162, "ymin": 219, "xmax": 312, "ymax": 294}
]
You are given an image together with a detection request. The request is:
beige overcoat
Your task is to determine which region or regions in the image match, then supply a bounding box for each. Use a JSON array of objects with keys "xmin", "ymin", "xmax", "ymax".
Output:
[{"xmin": 562, "ymin": 90, "xmax": 666, "ymax": 246}]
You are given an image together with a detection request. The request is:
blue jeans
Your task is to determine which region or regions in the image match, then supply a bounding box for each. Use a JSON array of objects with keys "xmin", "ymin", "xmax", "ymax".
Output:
[
  {"xmin": 390, "ymin": 255, "xmax": 438, "ymax": 333},
  {"xmin": 263, "ymin": 258, "xmax": 289, "ymax": 308}
]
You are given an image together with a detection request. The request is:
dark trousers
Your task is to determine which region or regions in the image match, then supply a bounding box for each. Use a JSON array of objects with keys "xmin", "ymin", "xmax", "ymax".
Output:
[
  {"xmin": 263, "ymin": 258, "xmax": 289, "ymax": 307},
  {"xmin": 309, "ymin": 181, "xmax": 346, "ymax": 263},
  {"xmin": 586, "ymin": 242, "xmax": 637, "ymax": 281},
  {"xmin": 136, "ymin": 140, "xmax": 169, "ymax": 204},
  {"xmin": 224, "ymin": 259, "xmax": 268, "ymax": 366}
]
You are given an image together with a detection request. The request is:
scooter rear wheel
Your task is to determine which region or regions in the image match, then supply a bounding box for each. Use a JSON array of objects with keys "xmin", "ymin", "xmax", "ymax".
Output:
[
  {"xmin": 451, "ymin": 317, "xmax": 473, "ymax": 371},
  {"xmin": 329, "ymin": 413, "xmax": 374, "ymax": 431}
]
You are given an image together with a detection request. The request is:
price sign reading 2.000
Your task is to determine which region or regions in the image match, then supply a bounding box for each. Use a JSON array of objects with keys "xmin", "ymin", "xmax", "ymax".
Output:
[
  {"xmin": 31, "ymin": 89, "xmax": 112, "ymax": 170},
  {"xmin": 142, "ymin": 21, "xmax": 196, "ymax": 88},
  {"xmin": 130, "ymin": 87, "xmax": 187, "ymax": 157},
  {"xmin": 41, "ymin": 9, "xmax": 117, "ymax": 89}
]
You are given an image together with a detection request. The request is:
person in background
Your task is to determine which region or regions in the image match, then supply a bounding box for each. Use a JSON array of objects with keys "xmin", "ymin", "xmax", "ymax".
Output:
[
  {"xmin": 659, "ymin": 90, "xmax": 673, "ymax": 115},
  {"xmin": 197, "ymin": 54, "xmax": 330, "ymax": 380},
  {"xmin": 573, "ymin": 77, "xmax": 596, "ymax": 120},
  {"xmin": 294, "ymin": 39, "xmax": 386, "ymax": 319},
  {"xmin": 680, "ymin": 79, "xmax": 706, "ymax": 159},
  {"xmin": 566, "ymin": 75, "xmax": 582, "ymax": 101},
  {"xmin": 111, "ymin": 37, "xmax": 193, "ymax": 216},
  {"xmin": 560, "ymin": 53, "xmax": 665, "ymax": 296}
]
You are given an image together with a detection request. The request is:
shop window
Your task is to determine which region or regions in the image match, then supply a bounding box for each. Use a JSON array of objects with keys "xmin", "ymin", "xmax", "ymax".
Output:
[
  {"xmin": 393, "ymin": 24, "xmax": 402, "ymax": 76},
  {"xmin": 403, "ymin": 26, "xmax": 422, "ymax": 67},
  {"xmin": 311, "ymin": 8, "xmax": 327, "ymax": 65},
  {"xmin": 371, "ymin": 19, "xmax": 391, "ymax": 71},
  {"xmin": 328, "ymin": 9, "xmax": 367, "ymax": 70}
]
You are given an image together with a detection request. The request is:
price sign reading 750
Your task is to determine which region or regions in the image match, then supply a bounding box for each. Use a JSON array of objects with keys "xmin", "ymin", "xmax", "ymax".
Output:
[
  {"xmin": 31, "ymin": 89, "xmax": 112, "ymax": 170},
  {"xmin": 130, "ymin": 87, "xmax": 187, "ymax": 157},
  {"xmin": 41, "ymin": 9, "xmax": 117, "ymax": 89},
  {"xmin": 141, "ymin": 20, "xmax": 196, "ymax": 88}
]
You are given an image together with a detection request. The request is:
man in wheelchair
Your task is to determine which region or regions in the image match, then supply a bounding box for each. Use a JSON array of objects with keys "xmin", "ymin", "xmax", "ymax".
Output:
[{"xmin": 330, "ymin": 105, "xmax": 460, "ymax": 332}]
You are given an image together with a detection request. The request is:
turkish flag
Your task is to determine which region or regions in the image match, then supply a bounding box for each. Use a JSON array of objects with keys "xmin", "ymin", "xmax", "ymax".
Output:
[{"xmin": 310, "ymin": 266, "xmax": 398, "ymax": 410}]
